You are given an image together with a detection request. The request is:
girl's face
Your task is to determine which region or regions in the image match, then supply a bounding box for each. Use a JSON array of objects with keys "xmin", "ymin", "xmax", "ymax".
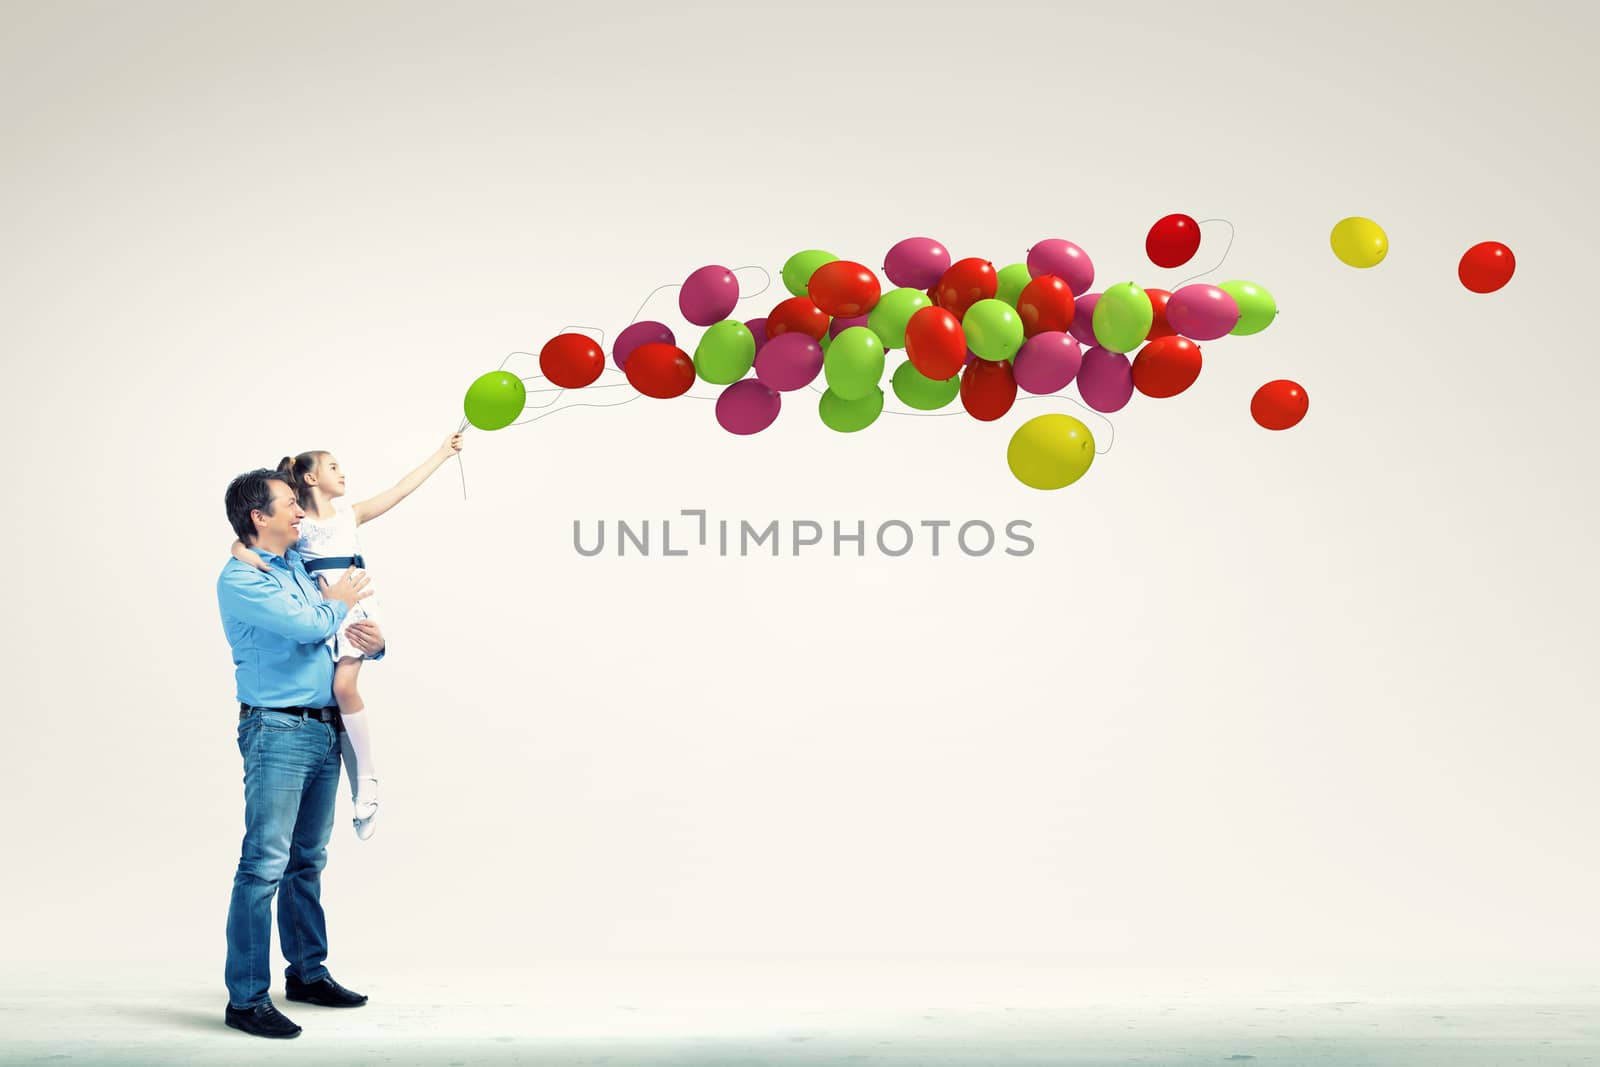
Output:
[{"xmin": 313, "ymin": 454, "xmax": 347, "ymax": 498}]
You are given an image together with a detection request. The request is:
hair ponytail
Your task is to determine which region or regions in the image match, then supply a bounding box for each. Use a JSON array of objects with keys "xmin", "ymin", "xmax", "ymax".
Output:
[{"xmin": 275, "ymin": 451, "xmax": 325, "ymax": 511}]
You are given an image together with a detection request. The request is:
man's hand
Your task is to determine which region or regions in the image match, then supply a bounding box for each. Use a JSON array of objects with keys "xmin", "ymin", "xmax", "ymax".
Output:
[
  {"xmin": 345, "ymin": 619, "xmax": 385, "ymax": 656},
  {"xmin": 317, "ymin": 567, "xmax": 373, "ymax": 610}
]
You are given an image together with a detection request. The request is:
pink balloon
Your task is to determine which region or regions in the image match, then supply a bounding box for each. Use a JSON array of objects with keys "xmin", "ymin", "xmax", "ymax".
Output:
[
  {"xmin": 679, "ymin": 265, "xmax": 739, "ymax": 326},
  {"xmin": 744, "ymin": 317, "xmax": 768, "ymax": 351},
  {"xmin": 883, "ymin": 237, "xmax": 952, "ymax": 289},
  {"xmin": 613, "ymin": 320, "xmax": 674, "ymax": 370},
  {"xmin": 1013, "ymin": 332, "xmax": 1083, "ymax": 395},
  {"xmin": 754, "ymin": 332, "xmax": 823, "ymax": 392},
  {"xmin": 829, "ymin": 314, "xmax": 869, "ymax": 339},
  {"xmin": 1166, "ymin": 285, "xmax": 1239, "ymax": 341},
  {"xmin": 715, "ymin": 378, "xmax": 781, "ymax": 435},
  {"xmin": 1027, "ymin": 239, "xmax": 1095, "ymax": 295},
  {"xmin": 1076, "ymin": 346, "xmax": 1133, "ymax": 413},
  {"xmin": 1068, "ymin": 292, "xmax": 1101, "ymax": 347},
  {"xmin": 964, "ymin": 346, "xmax": 979, "ymax": 367}
]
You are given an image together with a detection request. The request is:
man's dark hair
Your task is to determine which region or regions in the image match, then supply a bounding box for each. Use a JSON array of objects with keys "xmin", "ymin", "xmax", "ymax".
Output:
[{"xmin": 225, "ymin": 469, "xmax": 293, "ymax": 544}]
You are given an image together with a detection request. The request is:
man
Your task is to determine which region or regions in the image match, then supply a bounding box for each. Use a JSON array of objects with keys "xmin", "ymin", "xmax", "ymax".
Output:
[{"xmin": 218, "ymin": 468, "xmax": 387, "ymax": 1039}]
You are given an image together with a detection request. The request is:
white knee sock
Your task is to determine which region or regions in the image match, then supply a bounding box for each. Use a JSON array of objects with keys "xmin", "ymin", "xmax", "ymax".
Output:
[{"xmin": 339, "ymin": 710, "xmax": 379, "ymax": 810}]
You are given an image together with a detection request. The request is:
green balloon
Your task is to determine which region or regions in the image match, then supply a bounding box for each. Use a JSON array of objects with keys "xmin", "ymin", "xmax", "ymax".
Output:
[
  {"xmin": 1219, "ymin": 280, "xmax": 1278, "ymax": 336},
  {"xmin": 694, "ymin": 320, "xmax": 756, "ymax": 384},
  {"xmin": 891, "ymin": 360, "xmax": 959, "ymax": 410},
  {"xmin": 963, "ymin": 298, "xmax": 1024, "ymax": 361},
  {"xmin": 867, "ymin": 287, "xmax": 932, "ymax": 349},
  {"xmin": 782, "ymin": 249, "xmax": 838, "ymax": 298},
  {"xmin": 818, "ymin": 386, "xmax": 885, "ymax": 433},
  {"xmin": 1092, "ymin": 281, "xmax": 1153, "ymax": 354},
  {"xmin": 996, "ymin": 263, "xmax": 1032, "ymax": 308},
  {"xmin": 463, "ymin": 370, "xmax": 526, "ymax": 431},
  {"xmin": 823, "ymin": 326, "xmax": 885, "ymax": 401}
]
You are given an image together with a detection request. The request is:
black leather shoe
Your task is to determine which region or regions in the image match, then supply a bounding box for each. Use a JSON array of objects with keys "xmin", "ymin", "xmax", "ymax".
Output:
[
  {"xmin": 285, "ymin": 972, "xmax": 369, "ymax": 1007},
  {"xmin": 225, "ymin": 999, "xmax": 302, "ymax": 1038}
]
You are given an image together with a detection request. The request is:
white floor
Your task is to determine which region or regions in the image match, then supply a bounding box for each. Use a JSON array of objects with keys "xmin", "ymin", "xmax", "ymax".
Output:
[{"xmin": 3, "ymin": 960, "xmax": 1598, "ymax": 1065}]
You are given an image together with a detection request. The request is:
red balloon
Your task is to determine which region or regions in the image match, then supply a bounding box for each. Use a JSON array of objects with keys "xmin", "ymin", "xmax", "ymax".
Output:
[
  {"xmin": 808, "ymin": 261, "xmax": 881, "ymax": 318},
  {"xmin": 1146, "ymin": 213, "xmax": 1201, "ymax": 268},
  {"xmin": 1145, "ymin": 288, "xmax": 1176, "ymax": 340},
  {"xmin": 1132, "ymin": 336, "xmax": 1202, "ymax": 398},
  {"xmin": 766, "ymin": 296, "xmax": 830, "ymax": 341},
  {"xmin": 904, "ymin": 305, "xmax": 966, "ymax": 380},
  {"xmin": 1016, "ymin": 275, "xmax": 1075, "ymax": 338},
  {"xmin": 539, "ymin": 333, "xmax": 605, "ymax": 389},
  {"xmin": 959, "ymin": 358, "xmax": 1016, "ymax": 421},
  {"xmin": 1251, "ymin": 379, "xmax": 1308, "ymax": 430},
  {"xmin": 934, "ymin": 258, "xmax": 997, "ymax": 320},
  {"xmin": 1458, "ymin": 241, "xmax": 1515, "ymax": 293},
  {"xmin": 625, "ymin": 342, "xmax": 695, "ymax": 399}
]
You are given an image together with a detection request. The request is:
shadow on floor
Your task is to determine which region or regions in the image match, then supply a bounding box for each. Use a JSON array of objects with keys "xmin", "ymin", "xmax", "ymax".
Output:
[{"xmin": 100, "ymin": 1003, "xmax": 223, "ymax": 1033}]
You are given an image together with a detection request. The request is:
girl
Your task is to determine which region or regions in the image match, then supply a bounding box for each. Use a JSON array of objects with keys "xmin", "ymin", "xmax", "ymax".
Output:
[{"xmin": 232, "ymin": 432, "xmax": 464, "ymax": 839}]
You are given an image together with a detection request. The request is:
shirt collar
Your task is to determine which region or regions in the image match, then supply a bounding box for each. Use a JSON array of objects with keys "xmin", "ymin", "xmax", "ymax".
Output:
[{"xmin": 247, "ymin": 545, "xmax": 301, "ymax": 567}]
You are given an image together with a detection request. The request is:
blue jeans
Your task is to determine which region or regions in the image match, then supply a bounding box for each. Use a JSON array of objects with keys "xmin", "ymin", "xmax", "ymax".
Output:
[{"xmin": 225, "ymin": 709, "xmax": 342, "ymax": 1009}]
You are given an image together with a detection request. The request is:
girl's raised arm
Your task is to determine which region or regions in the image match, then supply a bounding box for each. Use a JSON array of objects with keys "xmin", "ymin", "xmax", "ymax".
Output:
[{"xmin": 352, "ymin": 433, "xmax": 465, "ymax": 526}]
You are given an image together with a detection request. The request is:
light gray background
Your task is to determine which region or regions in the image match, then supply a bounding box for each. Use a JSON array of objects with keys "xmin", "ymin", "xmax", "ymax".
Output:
[{"xmin": 4, "ymin": 0, "xmax": 1596, "ymax": 995}]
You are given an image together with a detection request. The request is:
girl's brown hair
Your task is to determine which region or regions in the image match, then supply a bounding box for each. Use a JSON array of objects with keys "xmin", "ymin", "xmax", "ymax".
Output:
[{"xmin": 275, "ymin": 451, "xmax": 327, "ymax": 512}]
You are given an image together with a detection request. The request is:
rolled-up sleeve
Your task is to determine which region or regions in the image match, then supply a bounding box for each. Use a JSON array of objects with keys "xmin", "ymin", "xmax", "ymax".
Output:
[{"xmin": 218, "ymin": 567, "xmax": 348, "ymax": 644}]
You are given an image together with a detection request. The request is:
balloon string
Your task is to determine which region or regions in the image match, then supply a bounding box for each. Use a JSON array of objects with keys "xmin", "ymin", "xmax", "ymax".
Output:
[
  {"xmin": 498, "ymin": 269, "xmax": 776, "ymax": 430},
  {"xmin": 729, "ymin": 265, "xmax": 774, "ymax": 303},
  {"xmin": 497, "ymin": 375, "xmax": 1116, "ymax": 456},
  {"xmin": 482, "ymin": 376, "xmax": 1118, "ymax": 455},
  {"xmin": 454, "ymin": 268, "xmax": 775, "ymax": 497},
  {"xmin": 625, "ymin": 284, "xmax": 681, "ymax": 331},
  {"xmin": 454, "ymin": 414, "xmax": 470, "ymax": 497},
  {"xmin": 604, "ymin": 264, "xmax": 772, "ymax": 360},
  {"xmin": 802, "ymin": 382, "xmax": 1116, "ymax": 455},
  {"xmin": 1170, "ymin": 218, "xmax": 1236, "ymax": 290}
]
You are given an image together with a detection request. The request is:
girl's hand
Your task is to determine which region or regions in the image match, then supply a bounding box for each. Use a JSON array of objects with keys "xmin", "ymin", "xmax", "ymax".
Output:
[
  {"xmin": 441, "ymin": 432, "xmax": 464, "ymax": 456},
  {"xmin": 231, "ymin": 539, "xmax": 271, "ymax": 572}
]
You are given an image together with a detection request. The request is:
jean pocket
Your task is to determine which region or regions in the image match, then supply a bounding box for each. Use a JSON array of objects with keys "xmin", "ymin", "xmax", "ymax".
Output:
[{"xmin": 257, "ymin": 711, "xmax": 306, "ymax": 732}]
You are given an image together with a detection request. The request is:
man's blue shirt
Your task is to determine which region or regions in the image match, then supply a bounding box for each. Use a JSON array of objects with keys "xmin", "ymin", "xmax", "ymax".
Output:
[{"xmin": 217, "ymin": 545, "xmax": 378, "ymax": 708}]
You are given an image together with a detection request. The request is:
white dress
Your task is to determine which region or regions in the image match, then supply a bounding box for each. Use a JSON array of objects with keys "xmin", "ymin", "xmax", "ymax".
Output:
[{"xmin": 294, "ymin": 499, "xmax": 381, "ymax": 661}]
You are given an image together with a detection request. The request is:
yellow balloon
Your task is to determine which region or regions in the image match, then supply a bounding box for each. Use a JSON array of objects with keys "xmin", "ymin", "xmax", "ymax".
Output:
[
  {"xmin": 1330, "ymin": 216, "xmax": 1389, "ymax": 268},
  {"xmin": 1007, "ymin": 414, "xmax": 1095, "ymax": 490}
]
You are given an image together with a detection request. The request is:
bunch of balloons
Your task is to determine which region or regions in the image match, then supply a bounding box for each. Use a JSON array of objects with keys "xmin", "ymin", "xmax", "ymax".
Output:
[{"xmin": 463, "ymin": 216, "xmax": 1302, "ymax": 491}]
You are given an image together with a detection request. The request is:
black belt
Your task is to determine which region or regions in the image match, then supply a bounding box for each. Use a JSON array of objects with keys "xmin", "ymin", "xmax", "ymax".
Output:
[
  {"xmin": 240, "ymin": 703, "xmax": 341, "ymax": 724},
  {"xmin": 304, "ymin": 554, "xmax": 365, "ymax": 572}
]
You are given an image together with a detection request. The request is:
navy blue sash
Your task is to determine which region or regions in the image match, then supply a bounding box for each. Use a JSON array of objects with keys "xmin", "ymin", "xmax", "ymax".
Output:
[{"xmin": 304, "ymin": 554, "xmax": 365, "ymax": 573}]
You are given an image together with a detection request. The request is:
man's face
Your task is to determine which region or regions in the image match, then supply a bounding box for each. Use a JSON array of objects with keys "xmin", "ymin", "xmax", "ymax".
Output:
[{"xmin": 253, "ymin": 481, "xmax": 304, "ymax": 545}]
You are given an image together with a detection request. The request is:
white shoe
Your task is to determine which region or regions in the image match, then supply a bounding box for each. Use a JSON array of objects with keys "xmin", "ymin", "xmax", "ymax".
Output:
[{"xmin": 353, "ymin": 811, "xmax": 377, "ymax": 841}]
